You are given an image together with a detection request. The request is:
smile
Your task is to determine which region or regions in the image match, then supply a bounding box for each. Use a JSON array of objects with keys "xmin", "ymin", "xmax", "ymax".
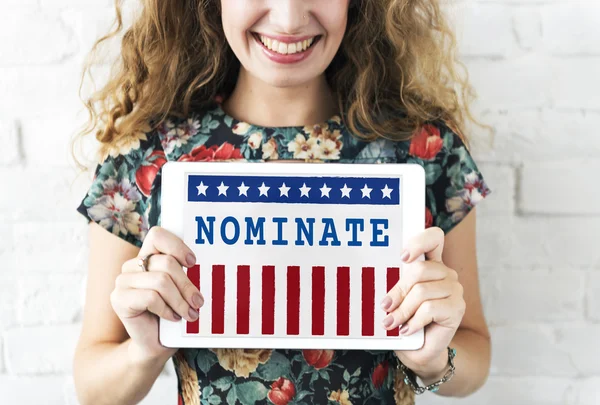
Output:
[{"xmin": 253, "ymin": 33, "xmax": 321, "ymax": 55}]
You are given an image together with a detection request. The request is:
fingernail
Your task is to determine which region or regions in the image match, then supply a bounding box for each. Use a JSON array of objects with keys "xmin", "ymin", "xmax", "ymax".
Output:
[
  {"xmin": 188, "ymin": 308, "xmax": 199, "ymax": 321},
  {"xmin": 400, "ymin": 250, "xmax": 410, "ymax": 262},
  {"xmin": 381, "ymin": 296, "xmax": 392, "ymax": 311},
  {"xmin": 173, "ymin": 313, "xmax": 181, "ymax": 320},
  {"xmin": 186, "ymin": 253, "xmax": 196, "ymax": 267},
  {"xmin": 399, "ymin": 324, "xmax": 409, "ymax": 334},
  {"xmin": 383, "ymin": 315, "xmax": 393, "ymax": 328},
  {"xmin": 192, "ymin": 293, "xmax": 203, "ymax": 308}
]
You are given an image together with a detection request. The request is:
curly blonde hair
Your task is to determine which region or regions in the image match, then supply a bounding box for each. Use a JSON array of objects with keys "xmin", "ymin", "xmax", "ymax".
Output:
[{"xmin": 71, "ymin": 0, "xmax": 483, "ymax": 168}]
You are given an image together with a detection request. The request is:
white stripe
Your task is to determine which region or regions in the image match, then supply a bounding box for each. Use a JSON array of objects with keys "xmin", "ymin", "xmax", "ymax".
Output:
[
  {"xmin": 349, "ymin": 265, "xmax": 362, "ymax": 337},
  {"xmin": 274, "ymin": 265, "xmax": 287, "ymax": 336},
  {"xmin": 324, "ymin": 266, "xmax": 336, "ymax": 337},
  {"xmin": 224, "ymin": 264, "xmax": 237, "ymax": 335},
  {"xmin": 249, "ymin": 265, "xmax": 262, "ymax": 335},
  {"xmin": 199, "ymin": 265, "xmax": 212, "ymax": 336},
  {"xmin": 299, "ymin": 265, "xmax": 312, "ymax": 337},
  {"xmin": 374, "ymin": 266, "xmax": 386, "ymax": 337}
]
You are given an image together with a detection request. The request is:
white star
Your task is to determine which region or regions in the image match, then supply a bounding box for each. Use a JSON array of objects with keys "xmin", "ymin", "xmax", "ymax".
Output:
[
  {"xmin": 320, "ymin": 183, "xmax": 332, "ymax": 198},
  {"xmin": 279, "ymin": 182, "xmax": 290, "ymax": 197},
  {"xmin": 258, "ymin": 182, "xmax": 270, "ymax": 197},
  {"xmin": 340, "ymin": 183, "xmax": 352, "ymax": 198},
  {"xmin": 299, "ymin": 183, "xmax": 311, "ymax": 197},
  {"xmin": 238, "ymin": 182, "xmax": 249, "ymax": 197},
  {"xmin": 217, "ymin": 181, "xmax": 229, "ymax": 196},
  {"xmin": 196, "ymin": 181, "xmax": 208, "ymax": 196},
  {"xmin": 381, "ymin": 184, "xmax": 393, "ymax": 199},
  {"xmin": 361, "ymin": 184, "xmax": 373, "ymax": 199}
]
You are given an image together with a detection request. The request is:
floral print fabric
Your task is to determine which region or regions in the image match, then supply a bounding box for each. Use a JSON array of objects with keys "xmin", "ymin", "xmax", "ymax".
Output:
[{"xmin": 76, "ymin": 101, "xmax": 491, "ymax": 405}]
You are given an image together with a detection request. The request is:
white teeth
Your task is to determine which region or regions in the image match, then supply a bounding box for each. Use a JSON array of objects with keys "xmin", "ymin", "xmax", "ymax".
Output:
[{"xmin": 257, "ymin": 34, "xmax": 317, "ymax": 54}]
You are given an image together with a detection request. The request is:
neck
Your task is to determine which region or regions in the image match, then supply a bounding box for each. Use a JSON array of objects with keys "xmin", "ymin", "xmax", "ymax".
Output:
[{"xmin": 221, "ymin": 68, "xmax": 338, "ymax": 127}]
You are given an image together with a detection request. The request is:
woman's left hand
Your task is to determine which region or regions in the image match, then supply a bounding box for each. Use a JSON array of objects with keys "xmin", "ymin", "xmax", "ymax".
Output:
[{"xmin": 380, "ymin": 227, "xmax": 466, "ymax": 380}]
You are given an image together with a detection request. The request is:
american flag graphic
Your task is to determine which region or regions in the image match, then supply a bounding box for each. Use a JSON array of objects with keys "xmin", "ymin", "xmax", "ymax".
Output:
[{"xmin": 182, "ymin": 173, "xmax": 406, "ymax": 340}]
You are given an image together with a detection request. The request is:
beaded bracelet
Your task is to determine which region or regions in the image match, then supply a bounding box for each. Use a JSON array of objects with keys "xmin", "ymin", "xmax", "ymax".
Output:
[{"xmin": 396, "ymin": 347, "xmax": 457, "ymax": 394}]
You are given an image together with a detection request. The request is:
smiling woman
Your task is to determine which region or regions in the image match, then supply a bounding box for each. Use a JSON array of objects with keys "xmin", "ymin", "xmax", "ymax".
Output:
[{"xmin": 71, "ymin": 0, "xmax": 492, "ymax": 404}]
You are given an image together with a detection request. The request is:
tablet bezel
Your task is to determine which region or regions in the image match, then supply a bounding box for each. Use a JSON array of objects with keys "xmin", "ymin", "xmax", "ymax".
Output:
[{"xmin": 160, "ymin": 161, "xmax": 425, "ymax": 350}]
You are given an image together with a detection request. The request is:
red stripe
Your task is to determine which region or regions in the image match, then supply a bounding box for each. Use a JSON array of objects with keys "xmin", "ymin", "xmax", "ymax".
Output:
[
  {"xmin": 362, "ymin": 267, "xmax": 375, "ymax": 336},
  {"xmin": 386, "ymin": 267, "xmax": 400, "ymax": 336},
  {"xmin": 262, "ymin": 265, "xmax": 275, "ymax": 335},
  {"xmin": 237, "ymin": 265, "xmax": 250, "ymax": 334},
  {"xmin": 186, "ymin": 264, "xmax": 200, "ymax": 334},
  {"xmin": 337, "ymin": 266, "xmax": 350, "ymax": 336},
  {"xmin": 286, "ymin": 266, "xmax": 300, "ymax": 335},
  {"xmin": 212, "ymin": 264, "xmax": 225, "ymax": 334},
  {"xmin": 312, "ymin": 266, "xmax": 325, "ymax": 335}
]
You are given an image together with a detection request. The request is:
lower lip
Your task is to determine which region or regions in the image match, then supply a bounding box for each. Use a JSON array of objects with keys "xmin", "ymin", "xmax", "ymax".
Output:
[{"xmin": 253, "ymin": 34, "xmax": 319, "ymax": 64}]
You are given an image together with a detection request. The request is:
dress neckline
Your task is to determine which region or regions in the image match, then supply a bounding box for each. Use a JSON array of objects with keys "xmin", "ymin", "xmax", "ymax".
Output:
[{"xmin": 213, "ymin": 102, "xmax": 344, "ymax": 132}]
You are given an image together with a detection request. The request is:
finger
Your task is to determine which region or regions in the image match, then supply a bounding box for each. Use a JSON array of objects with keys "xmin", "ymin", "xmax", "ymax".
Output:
[
  {"xmin": 401, "ymin": 226, "xmax": 445, "ymax": 263},
  {"xmin": 381, "ymin": 260, "xmax": 448, "ymax": 312},
  {"xmin": 115, "ymin": 271, "xmax": 199, "ymax": 322},
  {"xmin": 399, "ymin": 298, "xmax": 463, "ymax": 336},
  {"xmin": 123, "ymin": 254, "xmax": 204, "ymax": 310},
  {"xmin": 111, "ymin": 288, "xmax": 181, "ymax": 322},
  {"xmin": 382, "ymin": 279, "xmax": 454, "ymax": 330},
  {"xmin": 138, "ymin": 226, "xmax": 197, "ymax": 268}
]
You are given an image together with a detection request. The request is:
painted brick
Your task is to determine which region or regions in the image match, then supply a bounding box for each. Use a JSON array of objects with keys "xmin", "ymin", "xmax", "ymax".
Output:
[
  {"xmin": 551, "ymin": 58, "xmax": 600, "ymax": 110},
  {"xmin": 4, "ymin": 325, "xmax": 81, "ymax": 375},
  {"xmin": 418, "ymin": 377, "xmax": 574, "ymax": 405},
  {"xmin": 587, "ymin": 272, "xmax": 600, "ymax": 322},
  {"xmin": 542, "ymin": 2, "xmax": 600, "ymax": 55},
  {"xmin": 0, "ymin": 167, "xmax": 94, "ymax": 223},
  {"xmin": 519, "ymin": 159, "xmax": 600, "ymax": 214},
  {"xmin": 11, "ymin": 222, "xmax": 89, "ymax": 273},
  {"xmin": 0, "ymin": 375, "xmax": 65, "ymax": 405},
  {"xmin": 477, "ymin": 216, "xmax": 600, "ymax": 269},
  {"xmin": 480, "ymin": 270, "xmax": 585, "ymax": 325},
  {"xmin": 0, "ymin": 119, "xmax": 22, "ymax": 166},
  {"xmin": 0, "ymin": 8, "xmax": 78, "ymax": 66},
  {"xmin": 17, "ymin": 274, "xmax": 84, "ymax": 326},
  {"xmin": 488, "ymin": 325, "xmax": 577, "ymax": 377}
]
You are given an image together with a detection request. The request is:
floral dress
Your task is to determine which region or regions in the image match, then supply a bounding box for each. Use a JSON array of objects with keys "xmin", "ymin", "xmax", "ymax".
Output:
[{"xmin": 76, "ymin": 101, "xmax": 491, "ymax": 405}]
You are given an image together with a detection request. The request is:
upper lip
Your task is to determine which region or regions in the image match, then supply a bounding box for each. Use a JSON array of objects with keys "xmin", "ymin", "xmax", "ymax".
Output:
[{"xmin": 253, "ymin": 33, "xmax": 319, "ymax": 43}]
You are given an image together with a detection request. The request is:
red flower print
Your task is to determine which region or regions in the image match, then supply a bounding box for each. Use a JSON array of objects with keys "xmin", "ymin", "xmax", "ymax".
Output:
[
  {"xmin": 409, "ymin": 124, "xmax": 443, "ymax": 160},
  {"xmin": 425, "ymin": 207, "xmax": 433, "ymax": 228},
  {"xmin": 178, "ymin": 143, "xmax": 243, "ymax": 162},
  {"xmin": 268, "ymin": 377, "xmax": 295, "ymax": 405},
  {"xmin": 302, "ymin": 349, "xmax": 334, "ymax": 369},
  {"xmin": 135, "ymin": 150, "xmax": 167, "ymax": 197},
  {"xmin": 371, "ymin": 360, "xmax": 389, "ymax": 388}
]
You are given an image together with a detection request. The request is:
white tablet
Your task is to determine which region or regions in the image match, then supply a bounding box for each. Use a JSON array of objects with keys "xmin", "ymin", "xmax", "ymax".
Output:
[{"xmin": 159, "ymin": 161, "xmax": 425, "ymax": 350}]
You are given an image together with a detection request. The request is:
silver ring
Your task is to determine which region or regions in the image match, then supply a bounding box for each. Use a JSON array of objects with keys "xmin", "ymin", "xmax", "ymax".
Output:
[{"xmin": 138, "ymin": 253, "xmax": 154, "ymax": 272}]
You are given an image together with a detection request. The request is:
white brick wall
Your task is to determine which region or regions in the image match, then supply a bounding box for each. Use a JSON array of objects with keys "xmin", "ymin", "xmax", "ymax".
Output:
[{"xmin": 0, "ymin": 0, "xmax": 598, "ymax": 404}]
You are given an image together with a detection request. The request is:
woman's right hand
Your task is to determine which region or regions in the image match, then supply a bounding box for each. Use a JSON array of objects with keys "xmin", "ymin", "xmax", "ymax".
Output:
[{"xmin": 109, "ymin": 226, "xmax": 204, "ymax": 364}]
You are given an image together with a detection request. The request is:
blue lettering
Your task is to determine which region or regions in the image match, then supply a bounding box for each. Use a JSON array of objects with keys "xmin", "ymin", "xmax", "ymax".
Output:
[
  {"xmin": 295, "ymin": 217, "xmax": 315, "ymax": 246},
  {"xmin": 245, "ymin": 217, "xmax": 266, "ymax": 245},
  {"xmin": 319, "ymin": 217, "xmax": 341, "ymax": 246},
  {"xmin": 195, "ymin": 216, "xmax": 215, "ymax": 245},
  {"xmin": 345, "ymin": 218, "xmax": 364, "ymax": 246},
  {"xmin": 272, "ymin": 217, "xmax": 288, "ymax": 245},
  {"xmin": 370, "ymin": 218, "xmax": 389, "ymax": 247},
  {"xmin": 221, "ymin": 216, "xmax": 240, "ymax": 245}
]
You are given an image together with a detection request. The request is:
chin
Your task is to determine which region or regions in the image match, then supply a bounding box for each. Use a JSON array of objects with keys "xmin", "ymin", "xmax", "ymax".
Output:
[{"xmin": 255, "ymin": 70, "xmax": 319, "ymax": 89}]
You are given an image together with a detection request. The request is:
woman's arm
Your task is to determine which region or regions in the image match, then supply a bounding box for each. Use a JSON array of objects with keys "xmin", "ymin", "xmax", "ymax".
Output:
[
  {"xmin": 413, "ymin": 207, "xmax": 492, "ymax": 397},
  {"xmin": 73, "ymin": 222, "xmax": 171, "ymax": 405}
]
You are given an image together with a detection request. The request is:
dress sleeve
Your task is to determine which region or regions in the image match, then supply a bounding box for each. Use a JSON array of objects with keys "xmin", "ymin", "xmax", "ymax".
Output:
[
  {"xmin": 407, "ymin": 120, "xmax": 492, "ymax": 234},
  {"xmin": 75, "ymin": 131, "xmax": 167, "ymax": 248}
]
